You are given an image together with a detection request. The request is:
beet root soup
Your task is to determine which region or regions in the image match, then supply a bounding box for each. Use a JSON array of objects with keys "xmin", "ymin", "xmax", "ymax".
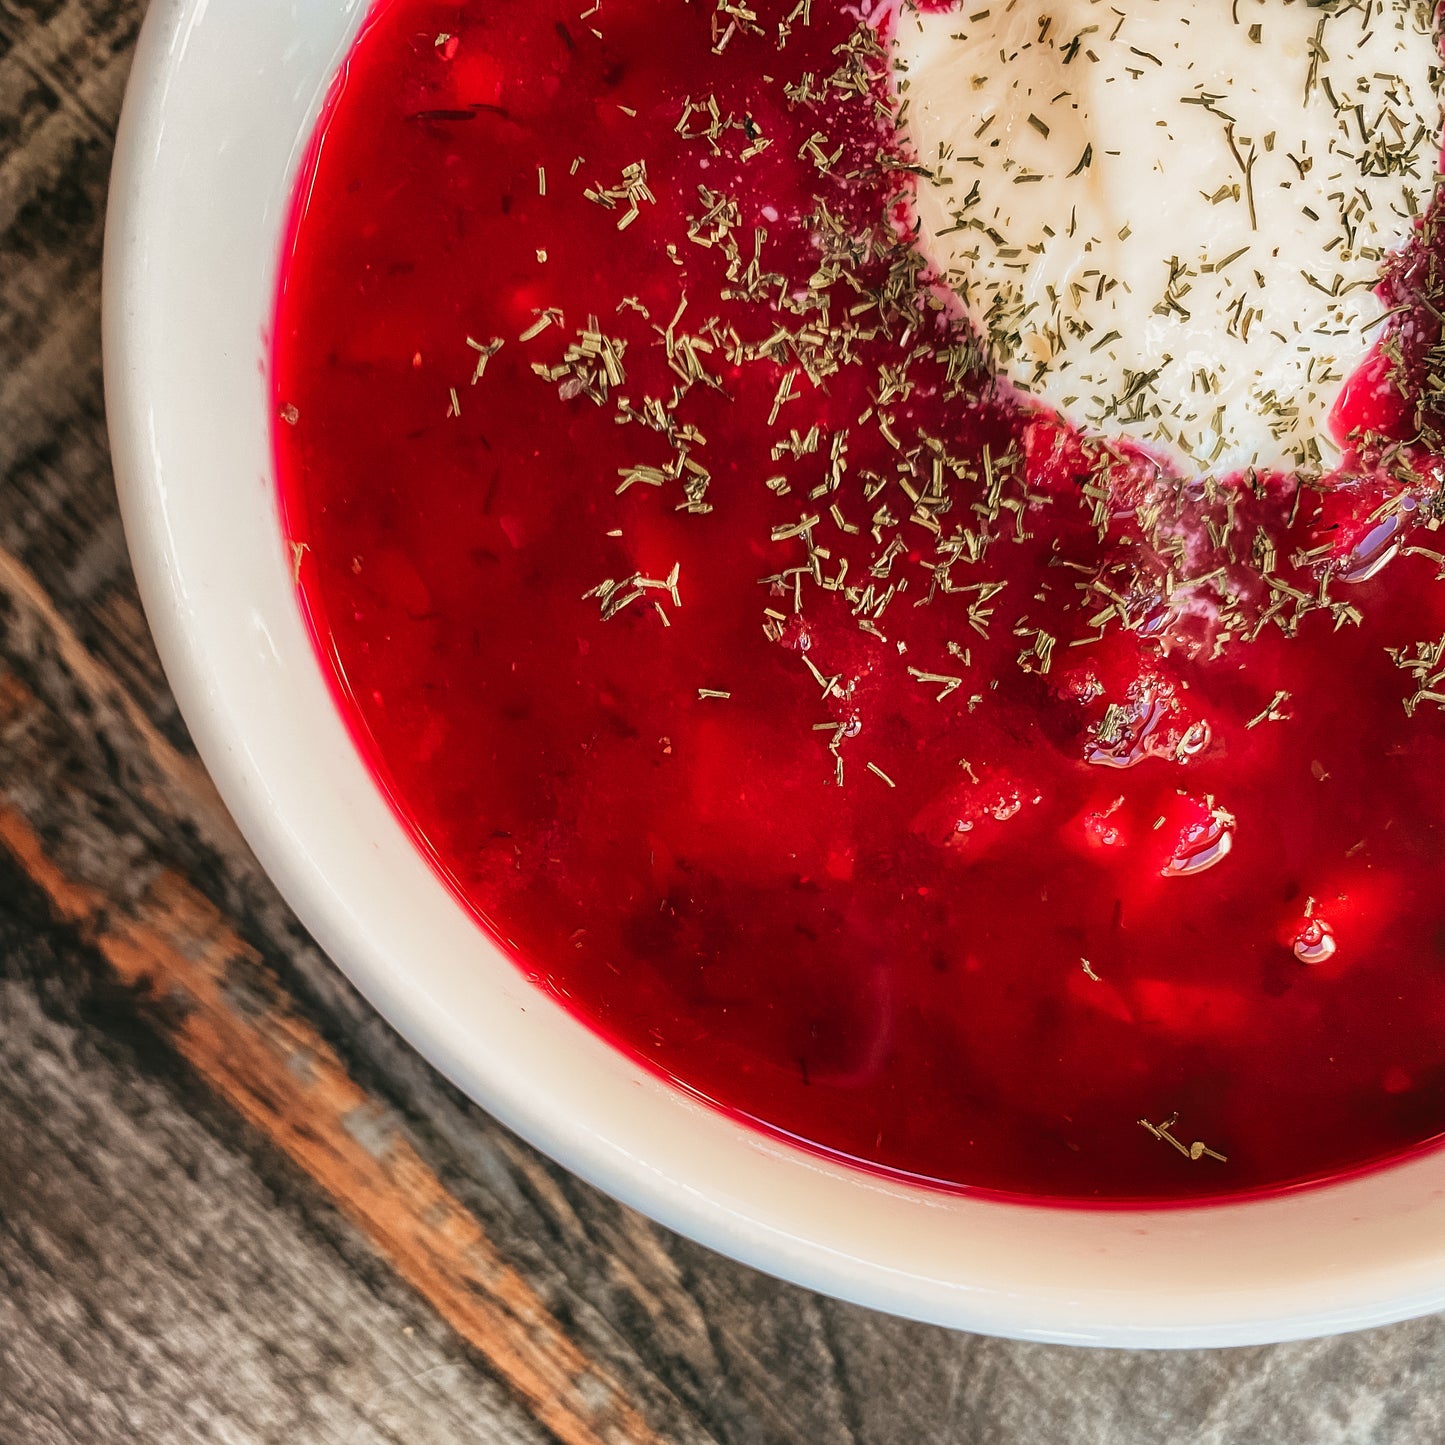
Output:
[{"xmin": 273, "ymin": 0, "xmax": 1445, "ymax": 1203}]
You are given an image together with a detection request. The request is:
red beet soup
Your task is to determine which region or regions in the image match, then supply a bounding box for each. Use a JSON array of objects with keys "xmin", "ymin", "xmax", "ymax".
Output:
[{"xmin": 273, "ymin": 0, "xmax": 1445, "ymax": 1203}]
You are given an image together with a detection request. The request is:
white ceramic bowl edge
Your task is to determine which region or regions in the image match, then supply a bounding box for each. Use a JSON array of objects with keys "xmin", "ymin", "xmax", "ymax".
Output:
[{"xmin": 102, "ymin": 0, "xmax": 1445, "ymax": 1346}]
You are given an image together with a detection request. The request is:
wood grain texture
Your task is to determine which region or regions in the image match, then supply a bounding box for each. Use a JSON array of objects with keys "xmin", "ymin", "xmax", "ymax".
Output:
[{"xmin": 4, "ymin": 1, "xmax": 1445, "ymax": 1442}]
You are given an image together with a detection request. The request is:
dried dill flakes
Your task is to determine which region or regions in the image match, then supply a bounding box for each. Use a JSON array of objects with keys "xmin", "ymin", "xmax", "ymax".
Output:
[
  {"xmin": 583, "ymin": 159, "xmax": 656, "ymax": 230},
  {"xmin": 1244, "ymin": 690, "xmax": 1292, "ymax": 729},
  {"xmin": 583, "ymin": 563, "xmax": 682, "ymax": 624},
  {"xmin": 906, "ymin": 667, "xmax": 964, "ymax": 702},
  {"xmin": 865, "ymin": 761, "xmax": 896, "ymax": 788},
  {"xmin": 1138, "ymin": 1113, "xmax": 1228, "ymax": 1164},
  {"xmin": 518, "ymin": 308, "xmax": 563, "ymax": 343},
  {"xmin": 465, "ymin": 335, "xmax": 505, "ymax": 384},
  {"xmin": 1388, "ymin": 633, "xmax": 1445, "ymax": 716}
]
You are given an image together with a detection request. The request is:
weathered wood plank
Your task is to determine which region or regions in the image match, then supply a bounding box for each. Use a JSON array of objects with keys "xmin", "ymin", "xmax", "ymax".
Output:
[
  {"xmin": 0, "ymin": 873, "xmax": 552, "ymax": 1445},
  {"xmin": 3, "ymin": 1, "xmax": 1445, "ymax": 1443},
  {"xmin": 0, "ymin": 796, "xmax": 680, "ymax": 1445}
]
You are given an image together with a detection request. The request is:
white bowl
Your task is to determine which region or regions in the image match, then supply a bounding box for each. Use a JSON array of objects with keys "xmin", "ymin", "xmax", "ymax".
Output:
[{"xmin": 102, "ymin": 0, "xmax": 1445, "ymax": 1347}]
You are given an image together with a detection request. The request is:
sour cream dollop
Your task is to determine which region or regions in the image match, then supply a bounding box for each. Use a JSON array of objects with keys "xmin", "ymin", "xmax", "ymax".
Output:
[{"xmin": 893, "ymin": 0, "xmax": 1442, "ymax": 474}]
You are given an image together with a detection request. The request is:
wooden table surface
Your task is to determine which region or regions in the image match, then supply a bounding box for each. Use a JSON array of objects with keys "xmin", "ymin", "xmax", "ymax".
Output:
[{"xmin": 4, "ymin": 2, "xmax": 1445, "ymax": 1440}]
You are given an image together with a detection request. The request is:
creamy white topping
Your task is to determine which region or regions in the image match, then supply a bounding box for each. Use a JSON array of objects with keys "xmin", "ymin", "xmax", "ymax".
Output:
[{"xmin": 892, "ymin": 0, "xmax": 1442, "ymax": 475}]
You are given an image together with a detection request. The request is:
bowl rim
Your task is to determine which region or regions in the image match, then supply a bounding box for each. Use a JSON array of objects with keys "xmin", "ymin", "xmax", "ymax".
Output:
[{"xmin": 101, "ymin": 0, "xmax": 1445, "ymax": 1349}]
